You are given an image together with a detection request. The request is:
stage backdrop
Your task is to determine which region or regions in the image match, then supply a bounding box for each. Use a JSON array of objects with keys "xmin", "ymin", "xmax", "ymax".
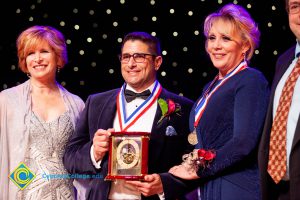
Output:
[{"xmin": 0, "ymin": 0, "xmax": 294, "ymax": 101}]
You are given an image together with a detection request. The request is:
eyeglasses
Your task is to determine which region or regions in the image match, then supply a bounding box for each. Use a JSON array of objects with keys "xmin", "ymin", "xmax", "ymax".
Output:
[
  {"xmin": 289, "ymin": 3, "xmax": 300, "ymax": 14},
  {"xmin": 119, "ymin": 53, "xmax": 156, "ymax": 63}
]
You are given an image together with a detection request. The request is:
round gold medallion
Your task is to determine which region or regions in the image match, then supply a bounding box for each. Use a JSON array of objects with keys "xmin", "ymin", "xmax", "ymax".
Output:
[
  {"xmin": 188, "ymin": 131, "xmax": 198, "ymax": 145},
  {"xmin": 116, "ymin": 139, "xmax": 140, "ymax": 169}
]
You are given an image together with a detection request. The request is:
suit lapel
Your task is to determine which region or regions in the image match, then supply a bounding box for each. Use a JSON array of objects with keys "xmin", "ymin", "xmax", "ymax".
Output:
[
  {"xmin": 149, "ymin": 89, "xmax": 168, "ymax": 165},
  {"xmin": 271, "ymin": 52, "xmax": 294, "ymax": 99},
  {"xmin": 290, "ymin": 48, "xmax": 300, "ymax": 150},
  {"xmin": 292, "ymin": 120, "xmax": 300, "ymax": 150},
  {"xmin": 96, "ymin": 90, "xmax": 119, "ymax": 129}
]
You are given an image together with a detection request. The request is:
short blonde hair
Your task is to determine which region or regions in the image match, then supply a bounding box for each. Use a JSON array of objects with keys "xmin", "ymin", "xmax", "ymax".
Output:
[
  {"xmin": 16, "ymin": 25, "xmax": 68, "ymax": 73},
  {"xmin": 203, "ymin": 3, "xmax": 260, "ymax": 61}
]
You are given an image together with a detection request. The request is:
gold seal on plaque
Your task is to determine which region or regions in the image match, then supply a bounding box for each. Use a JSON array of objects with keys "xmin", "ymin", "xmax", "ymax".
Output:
[
  {"xmin": 188, "ymin": 131, "xmax": 198, "ymax": 145},
  {"xmin": 116, "ymin": 139, "xmax": 140, "ymax": 169}
]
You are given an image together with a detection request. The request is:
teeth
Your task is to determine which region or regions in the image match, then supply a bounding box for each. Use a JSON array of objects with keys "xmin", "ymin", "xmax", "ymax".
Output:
[
  {"xmin": 214, "ymin": 54, "xmax": 223, "ymax": 58},
  {"xmin": 34, "ymin": 65, "xmax": 45, "ymax": 69}
]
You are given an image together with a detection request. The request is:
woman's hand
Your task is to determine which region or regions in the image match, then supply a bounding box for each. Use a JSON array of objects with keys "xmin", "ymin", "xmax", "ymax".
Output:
[{"xmin": 169, "ymin": 164, "xmax": 199, "ymax": 180}]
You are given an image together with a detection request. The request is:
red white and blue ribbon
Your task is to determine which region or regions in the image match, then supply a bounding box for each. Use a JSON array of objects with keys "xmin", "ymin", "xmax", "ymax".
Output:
[
  {"xmin": 194, "ymin": 61, "xmax": 248, "ymax": 127},
  {"xmin": 117, "ymin": 80, "xmax": 162, "ymax": 131}
]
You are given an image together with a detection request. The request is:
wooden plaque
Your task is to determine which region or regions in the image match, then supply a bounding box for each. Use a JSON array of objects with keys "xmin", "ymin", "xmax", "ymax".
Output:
[{"xmin": 105, "ymin": 131, "xmax": 150, "ymax": 180}]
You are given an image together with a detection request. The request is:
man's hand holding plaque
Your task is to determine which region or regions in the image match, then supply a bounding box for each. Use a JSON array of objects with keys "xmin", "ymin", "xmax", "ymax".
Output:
[{"xmin": 93, "ymin": 128, "xmax": 114, "ymax": 161}]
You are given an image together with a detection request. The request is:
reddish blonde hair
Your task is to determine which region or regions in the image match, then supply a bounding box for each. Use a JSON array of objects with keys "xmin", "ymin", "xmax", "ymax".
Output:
[{"xmin": 16, "ymin": 25, "xmax": 68, "ymax": 73}]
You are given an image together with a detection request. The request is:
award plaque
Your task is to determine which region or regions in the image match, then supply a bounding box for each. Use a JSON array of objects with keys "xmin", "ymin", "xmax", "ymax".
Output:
[{"xmin": 105, "ymin": 131, "xmax": 150, "ymax": 180}]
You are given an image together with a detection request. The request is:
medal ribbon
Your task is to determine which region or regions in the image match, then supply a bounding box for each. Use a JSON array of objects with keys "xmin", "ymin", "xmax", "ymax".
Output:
[
  {"xmin": 117, "ymin": 80, "xmax": 162, "ymax": 131},
  {"xmin": 194, "ymin": 61, "xmax": 248, "ymax": 128}
]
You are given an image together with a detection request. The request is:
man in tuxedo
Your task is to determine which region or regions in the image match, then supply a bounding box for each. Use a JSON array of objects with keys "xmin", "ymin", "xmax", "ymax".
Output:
[
  {"xmin": 258, "ymin": 0, "xmax": 300, "ymax": 199},
  {"xmin": 63, "ymin": 31, "xmax": 194, "ymax": 200}
]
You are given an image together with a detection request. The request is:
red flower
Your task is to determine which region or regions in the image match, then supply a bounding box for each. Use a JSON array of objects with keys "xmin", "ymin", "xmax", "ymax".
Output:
[
  {"xmin": 197, "ymin": 149, "xmax": 206, "ymax": 157},
  {"xmin": 166, "ymin": 99, "xmax": 176, "ymax": 115},
  {"xmin": 196, "ymin": 149, "xmax": 216, "ymax": 170},
  {"xmin": 182, "ymin": 148, "xmax": 216, "ymax": 172},
  {"xmin": 157, "ymin": 98, "xmax": 181, "ymax": 124},
  {"xmin": 204, "ymin": 151, "xmax": 216, "ymax": 161}
]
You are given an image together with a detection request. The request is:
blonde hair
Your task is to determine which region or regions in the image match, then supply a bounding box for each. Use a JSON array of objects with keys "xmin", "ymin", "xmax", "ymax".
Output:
[
  {"xmin": 16, "ymin": 25, "xmax": 68, "ymax": 73},
  {"xmin": 203, "ymin": 3, "xmax": 260, "ymax": 61}
]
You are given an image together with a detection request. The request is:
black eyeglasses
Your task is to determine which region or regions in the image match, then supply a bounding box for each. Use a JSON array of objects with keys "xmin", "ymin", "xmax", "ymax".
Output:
[
  {"xmin": 289, "ymin": 3, "xmax": 300, "ymax": 14},
  {"xmin": 118, "ymin": 53, "xmax": 156, "ymax": 63}
]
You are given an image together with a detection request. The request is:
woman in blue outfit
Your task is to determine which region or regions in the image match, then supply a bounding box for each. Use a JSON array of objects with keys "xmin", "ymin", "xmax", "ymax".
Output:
[{"xmin": 163, "ymin": 3, "xmax": 270, "ymax": 200}]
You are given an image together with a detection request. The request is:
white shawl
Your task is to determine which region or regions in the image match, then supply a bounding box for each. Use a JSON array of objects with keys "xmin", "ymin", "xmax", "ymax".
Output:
[{"xmin": 0, "ymin": 80, "xmax": 85, "ymax": 200}]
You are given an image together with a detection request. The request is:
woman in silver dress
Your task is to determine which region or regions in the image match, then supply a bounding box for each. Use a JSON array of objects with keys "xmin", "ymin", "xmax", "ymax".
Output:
[{"xmin": 0, "ymin": 25, "xmax": 85, "ymax": 199}]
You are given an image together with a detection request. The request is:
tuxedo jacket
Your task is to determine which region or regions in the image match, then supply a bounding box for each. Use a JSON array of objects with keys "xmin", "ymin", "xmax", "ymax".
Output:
[
  {"xmin": 63, "ymin": 86, "xmax": 194, "ymax": 200},
  {"xmin": 258, "ymin": 45, "xmax": 300, "ymax": 200}
]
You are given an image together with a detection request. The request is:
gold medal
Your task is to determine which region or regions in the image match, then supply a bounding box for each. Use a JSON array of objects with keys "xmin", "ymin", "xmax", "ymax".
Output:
[{"xmin": 188, "ymin": 129, "xmax": 198, "ymax": 145}]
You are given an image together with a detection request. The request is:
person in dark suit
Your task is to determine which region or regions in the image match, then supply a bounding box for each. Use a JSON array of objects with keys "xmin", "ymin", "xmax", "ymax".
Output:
[
  {"xmin": 258, "ymin": 0, "xmax": 300, "ymax": 199},
  {"xmin": 162, "ymin": 3, "xmax": 270, "ymax": 200},
  {"xmin": 63, "ymin": 31, "xmax": 194, "ymax": 200}
]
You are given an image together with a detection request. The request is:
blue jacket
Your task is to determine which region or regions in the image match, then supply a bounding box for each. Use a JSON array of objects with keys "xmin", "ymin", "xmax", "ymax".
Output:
[{"xmin": 162, "ymin": 67, "xmax": 269, "ymax": 200}]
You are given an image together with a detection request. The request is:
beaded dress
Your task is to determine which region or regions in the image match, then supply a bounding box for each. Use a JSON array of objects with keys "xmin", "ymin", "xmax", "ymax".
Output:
[{"xmin": 17, "ymin": 111, "xmax": 74, "ymax": 200}]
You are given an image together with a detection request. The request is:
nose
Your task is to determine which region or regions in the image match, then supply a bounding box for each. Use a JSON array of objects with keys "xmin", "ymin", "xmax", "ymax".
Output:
[
  {"xmin": 127, "ymin": 56, "xmax": 137, "ymax": 66},
  {"xmin": 213, "ymin": 39, "xmax": 221, "ymax": 49},
  {"xmin": 34, "ymin": 52, "xmax": 42, "ymax": 61}
]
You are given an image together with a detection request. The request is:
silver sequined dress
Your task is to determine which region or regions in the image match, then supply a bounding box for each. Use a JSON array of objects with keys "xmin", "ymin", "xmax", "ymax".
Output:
[{"xmin": 17, "ymin": 111, "xmax": 74, "ymax": 200}]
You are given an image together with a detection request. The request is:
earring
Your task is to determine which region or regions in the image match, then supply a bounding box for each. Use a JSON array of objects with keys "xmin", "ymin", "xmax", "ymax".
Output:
[
  {"xmin": 57, "ymin": 67, "xmax": 60, "ymax": 73},
  {"xmin": 26, "ymin": 73, "xmax": 31, "ymax": 78}
]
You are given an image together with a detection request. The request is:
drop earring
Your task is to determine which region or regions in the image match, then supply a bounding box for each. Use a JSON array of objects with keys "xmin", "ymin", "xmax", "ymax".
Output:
[{"xmin": 57, "ymin": 67, "xmax": 60, "ymax": 73}]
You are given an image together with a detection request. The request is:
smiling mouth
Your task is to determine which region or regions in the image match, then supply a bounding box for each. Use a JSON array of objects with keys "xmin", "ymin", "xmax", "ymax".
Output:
[
  {"xmin": 128, "ymin": 70, "xmax": 139, "ymax": 74},
  {"xmin": 33, "ymin": 65, "xmax": 46, "ymax": 69},
  {"xmin": 213, "ymin": 54, "xmax": 225, "ymax": 59}
]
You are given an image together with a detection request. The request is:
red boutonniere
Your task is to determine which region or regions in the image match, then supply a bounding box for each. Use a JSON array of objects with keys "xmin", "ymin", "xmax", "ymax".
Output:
[
  {"xmin": 182, "ymin": 148, "xmax": 216, "ymax": 172},
  {"xmin": 157, "ymin": 98, "xmax": 182, "ymax": 124}
]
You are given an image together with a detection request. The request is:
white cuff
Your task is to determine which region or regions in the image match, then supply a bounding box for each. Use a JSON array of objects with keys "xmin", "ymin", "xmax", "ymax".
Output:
[
  {"xmin": 90, "ymin": 145, "xmax": 102, "ymax": 169},
  {"xmin": 158, "ymin": 192, "xmax": 165, "ymax": 200}
]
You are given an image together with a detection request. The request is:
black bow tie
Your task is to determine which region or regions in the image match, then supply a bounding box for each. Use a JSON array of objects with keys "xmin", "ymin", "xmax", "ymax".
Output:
[{"xmin": 124, "ymin": 89, "xmax": 151, "ymax": 102}]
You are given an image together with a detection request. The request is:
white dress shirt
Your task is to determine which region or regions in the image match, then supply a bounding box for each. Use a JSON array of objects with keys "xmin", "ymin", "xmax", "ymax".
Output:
[{"xmin": 90, "ymin": 82, "xmax": 165, "ymax": 199}]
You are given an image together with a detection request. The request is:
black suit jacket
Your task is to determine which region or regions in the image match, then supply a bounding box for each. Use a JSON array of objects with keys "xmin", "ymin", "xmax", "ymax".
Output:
[
  {"xmin": 63, "ymin": 86, "xmax": 194, "ymax": 200},
  {"xmin": 258, "ymin": 45, "xmax": 300, "ymax": 200}
]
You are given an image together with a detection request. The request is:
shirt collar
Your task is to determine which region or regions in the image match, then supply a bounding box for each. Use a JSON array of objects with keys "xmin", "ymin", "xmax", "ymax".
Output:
[{"xmin": 296, "ymin": 39, "xmax": 300, "ymax": 58}]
